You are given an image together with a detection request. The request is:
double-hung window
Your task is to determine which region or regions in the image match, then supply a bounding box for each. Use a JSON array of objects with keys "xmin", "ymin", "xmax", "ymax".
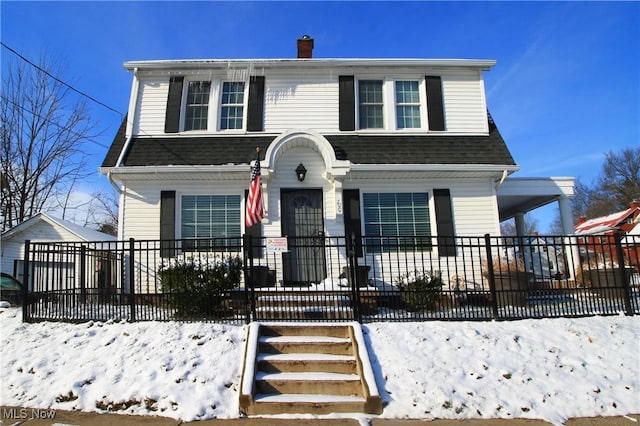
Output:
[
  {"xmin": 363, "ymin": 192, "xmax": 431, "ymax": 252},
  {"xmin": 184, "ymin": 81, "xmax": 211, "ymax": 131},
  {"xmin": 181, "ymin": 195, "xmax": 241, "ymax": 250},
  {"xmin": 358, "ymin": 80, "xmax": 384, "ymax": 129},
  {"xmin": 395, "ymin": 81, "xmax": 421, "ymax": 129},
  {"xmin": 220, "ymin": 82, "xmax": 245, "ymax": 130}
]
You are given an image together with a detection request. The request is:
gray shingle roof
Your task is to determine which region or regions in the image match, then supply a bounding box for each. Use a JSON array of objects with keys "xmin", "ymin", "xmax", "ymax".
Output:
[{"xmin": 102, "ymin": 120, "xmax": 515, "ymax": 168}]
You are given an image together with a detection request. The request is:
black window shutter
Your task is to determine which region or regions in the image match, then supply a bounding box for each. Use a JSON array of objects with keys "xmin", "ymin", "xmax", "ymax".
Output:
[
  {"xmin": 244, "ymin": 190, "xmax": 263, "ymax": 257},
  {"xmin": 433, "ymin": 189, "xmax": 456, "ymax": 257},
  {"xmin": 343, "ymin": 189, "xmax": 363, "ymax": 257},
  {"xmin": 164, "ymin": 76, "xmax": 184, "ymax": 133},
  {"xmin": 339, "ymin": 76, "xmax": 355, "ymax": 131},
  {"xmin": 247, "ymin": 76, "xmax": 265, "ymax": 132},
  {"xmin": 426, "ymin": 76, "xmax": 445, "ymax": 131},
  {"xmin": 160, "ymin": 191, "xmax": 176, "ymax": 258}
]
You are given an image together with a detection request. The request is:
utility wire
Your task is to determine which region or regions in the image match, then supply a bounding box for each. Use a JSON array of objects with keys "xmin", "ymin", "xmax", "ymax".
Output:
[
  {"xmin": 1, "ymin": 94, "xmax": 110, "ymax": 149},
  {"xmin": 1, "ymin": 41, "xmax": 125, "ymax": 118}
]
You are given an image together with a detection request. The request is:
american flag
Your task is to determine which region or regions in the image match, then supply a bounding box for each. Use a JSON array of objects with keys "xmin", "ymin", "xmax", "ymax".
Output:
[{"xmin": 245, "ymin": 153, "xmax": 264, "ymax": 227}]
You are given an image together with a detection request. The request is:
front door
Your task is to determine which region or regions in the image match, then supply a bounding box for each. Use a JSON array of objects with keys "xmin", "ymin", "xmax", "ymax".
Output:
[{"xmin": 281, "ymin": 189, "xmax": 326, "ymax": 286}]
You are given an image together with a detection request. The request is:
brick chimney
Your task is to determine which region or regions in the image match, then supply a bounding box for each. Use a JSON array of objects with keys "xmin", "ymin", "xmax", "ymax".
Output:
[
  {"xmin": 297, "ymin": 35, "xmax": 314, "ymax": 59},
  {"xmin": 630, "ymin": 199, "xmax": 640, "ymax": 210}
]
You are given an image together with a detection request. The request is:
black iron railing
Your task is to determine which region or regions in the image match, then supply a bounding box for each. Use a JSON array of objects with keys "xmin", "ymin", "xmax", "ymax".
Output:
[{"xmin": 21, "ymin": 233, "xmax": 639, "ymax": 323}]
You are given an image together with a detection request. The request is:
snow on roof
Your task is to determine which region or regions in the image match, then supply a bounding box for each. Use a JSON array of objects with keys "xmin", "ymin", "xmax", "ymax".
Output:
[
  {"xmin": 1, "ymin": 212, "xmax": 116, "ymax": 242},
  {"xmin": 622, "ymin": 223, "xmax": 640, "ymax": 245},
  {"xmin": 574, "ymin": 206, "xmax": 638, "ymax": 235}
]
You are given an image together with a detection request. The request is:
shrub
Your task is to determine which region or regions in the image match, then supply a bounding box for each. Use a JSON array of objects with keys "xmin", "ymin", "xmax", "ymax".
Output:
[
  {"xmin": 158, "ymin": 255, "xmax": 242, "ymax": 317},
  {"xmin": 482, "ymin": 255, "xmax": 526, "ymax": 277},
  {"xmin": 395, "ymin": 270, "xmax": 444, "ymax": 311}
]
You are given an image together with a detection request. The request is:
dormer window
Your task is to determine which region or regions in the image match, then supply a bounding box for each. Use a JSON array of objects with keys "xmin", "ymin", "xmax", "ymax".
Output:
[
  {"xmin": 164, "ymin": 76, "xmax": 264, "ymax": 134},
  {"xmin": 184, "ymin": 81, "xmax": 211, "ymax": 131},
  {"xmin": 358, "ymin": 80, "xmax": 384, "ymax": 129},
  {"xmin": 340, "ymin": 76, "xmax": 445, "ymax": 132},
  {"xmin": 220, "ymin": 82, "xmax": 245, "ymax": 130},
  {"xmin": 395, "ymin": 81, "xmax": 421, "ymax": 129}
]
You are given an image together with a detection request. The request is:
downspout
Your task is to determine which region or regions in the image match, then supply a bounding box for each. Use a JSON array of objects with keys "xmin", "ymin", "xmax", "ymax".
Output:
[
  {"xmin": 108, "ymin": 67, "xmax": 140, "ymax": 237},
  {"xmin": 494, "ymin": 169, "xmax": 509, "ymax": 235},
  {"xmin": 114, "ymin": 67, "xmax": 140, "ymax": 170},
  {"xmin": 494, "ymin": 169, "xmax": 508, "ymax": 190}
]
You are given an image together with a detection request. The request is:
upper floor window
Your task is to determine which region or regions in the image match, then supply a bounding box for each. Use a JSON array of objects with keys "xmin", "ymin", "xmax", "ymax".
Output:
[
  {"xmin": 184, "ymin": 81, "xmax": 211, "ymax": 131},
  {"xmin": 358, "ymin": 80, "xmax": 384, "ymax": 129},
  {"xmin": 395, "ymin": 81, "xmax": 421, "ymax": 129},
  {"xmin": 220, "ymin": 82, "xmax": 245, "ymax": 130}
]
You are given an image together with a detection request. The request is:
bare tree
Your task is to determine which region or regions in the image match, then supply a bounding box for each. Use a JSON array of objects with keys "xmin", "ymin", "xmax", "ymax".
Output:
[
  {"xmin": 84, "ymin": 189, "xmax": 119, "ymax": 236},
  {"xmin": 596, "ymin": 147, "xmax": 640, "ymax": 210},
  {"xmin": 500, "ymin": 214, "xmax": 539, "ymax": 236},
  {"xmin": 1, "ymin": 52, "xmax": 96, "ymax": 231},
  {"xmin": 571, "ymin": 147, "xmax": 640, "ymax": 221}
]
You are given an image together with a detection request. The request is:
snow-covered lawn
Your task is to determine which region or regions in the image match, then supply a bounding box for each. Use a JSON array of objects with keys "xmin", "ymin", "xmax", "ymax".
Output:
[{"xmin": 0, "ymin": 307, "xmax": 638, "ymax": 425}]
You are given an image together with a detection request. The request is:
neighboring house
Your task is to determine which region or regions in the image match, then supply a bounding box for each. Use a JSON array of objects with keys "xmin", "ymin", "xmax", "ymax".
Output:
[
  {"xmin": 99, "ymin": 36, "xmax": 575, "ymax": 287},
  {"xmin": 0, "ymin": 213, "xmax": 116, "ymax": 289},
  {"xmin": 521, "ymin": 235, "xmax": 566, "ymax": 280},
  {"xmin": 575, "ymin": 200, "xmax": 640, "ymax": 269}
]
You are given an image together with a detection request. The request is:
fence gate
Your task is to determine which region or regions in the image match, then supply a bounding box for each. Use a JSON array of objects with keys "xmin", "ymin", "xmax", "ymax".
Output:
[{"xmin": 245, "ymin": 234, "xmax": 359, "ymax": 322}]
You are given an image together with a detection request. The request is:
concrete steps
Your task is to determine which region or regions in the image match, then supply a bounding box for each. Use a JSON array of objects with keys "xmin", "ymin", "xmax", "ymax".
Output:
[
  {"xmin": 254, "ymin": 293, "xmax": 354, "ymax": 320},
  {"xmin": 240, "ymin": 322, "xmax": 382, "ymax": 416}
]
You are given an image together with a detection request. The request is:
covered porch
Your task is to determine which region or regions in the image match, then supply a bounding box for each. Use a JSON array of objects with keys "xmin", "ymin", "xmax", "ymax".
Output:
[{"xmin": 497, "ymin": 176, "xmax": 576, "ymax": 235}]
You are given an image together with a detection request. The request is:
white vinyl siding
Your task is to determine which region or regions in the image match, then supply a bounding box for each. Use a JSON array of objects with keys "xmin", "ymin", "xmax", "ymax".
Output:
[
  {"xmin": 0, "ymin": 226, "xmax": 79, "ymax": 279},
  {"xmin": 441, "ymin": 74, "xmax": 489, "ymax": 133},
  {"xmin": 133, "ymin": 78, "xmax": 169, "ymax": 135},
  {"xmin": 121, "ymin": 187, "xmax": 163, "ymax": 240},
  {"xmin": 264, "ymin": 77, "xmax": 338, "ymax": 132},
  {"xmin": 448, "ymin": 181, "xmax": 501, "ymax": 235},
  {"xmin": 130, "ymin": 67, "xmax": 491, "ymax": 136}
]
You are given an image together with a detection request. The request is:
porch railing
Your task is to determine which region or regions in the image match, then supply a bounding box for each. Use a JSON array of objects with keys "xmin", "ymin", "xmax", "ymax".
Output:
[{"xmin": 21, "ymin": 233, "xmax": 639, "ymax": 323}]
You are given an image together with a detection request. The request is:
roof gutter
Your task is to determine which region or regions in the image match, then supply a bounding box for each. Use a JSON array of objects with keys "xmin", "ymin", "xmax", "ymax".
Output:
[
  {"xmin": 124, "ymin": 58, "xmax": 497, "ymax": 71},
  {"xmin": 348, "ymin": 163, "xmax": 519, "ymax": 173}
]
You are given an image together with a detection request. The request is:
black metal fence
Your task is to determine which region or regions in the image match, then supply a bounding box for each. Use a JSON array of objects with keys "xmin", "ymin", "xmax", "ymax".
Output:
[{"xmin": 21, "ymin": 233, "xmax": 639, "ymax": 323}]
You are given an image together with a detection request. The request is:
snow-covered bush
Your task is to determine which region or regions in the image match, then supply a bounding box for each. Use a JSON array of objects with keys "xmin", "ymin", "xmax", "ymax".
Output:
[
  {"xmin": 395, "ymin": 270, "xmax": 444, "ymax": 311},
  {"xmin": 158, "ymin": 255, "xmax": 242, "ymax": 317}
]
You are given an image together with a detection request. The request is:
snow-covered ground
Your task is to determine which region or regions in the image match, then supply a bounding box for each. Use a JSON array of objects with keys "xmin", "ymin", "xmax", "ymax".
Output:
[{"xmin": 0, "ymin": 307, "xmax": 638, "ymax": 425}]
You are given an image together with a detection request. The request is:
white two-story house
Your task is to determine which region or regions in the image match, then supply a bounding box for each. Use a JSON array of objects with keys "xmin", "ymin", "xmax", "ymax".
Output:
[{"xmin": 99, "ymin": 36, "xmax": 575, "ymax": 287}]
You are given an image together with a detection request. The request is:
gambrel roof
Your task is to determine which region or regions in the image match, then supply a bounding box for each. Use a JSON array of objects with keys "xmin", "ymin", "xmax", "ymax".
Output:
[{"xmin": 102, "ymin": 118, "xmax": 515, "ymax": 168}]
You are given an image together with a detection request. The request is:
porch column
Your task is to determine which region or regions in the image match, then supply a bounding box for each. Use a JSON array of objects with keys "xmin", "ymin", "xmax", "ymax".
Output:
[
  {"xmin": 558, "ymin": 196, "xmax": 574, "ymax": 235},
  {"xmin": 558, "ymin": 195, "xmax": 579, "ymax": 281},
  {"xmin": 514, "ymin": 213, "xmax": 527, "ymax": 237}
]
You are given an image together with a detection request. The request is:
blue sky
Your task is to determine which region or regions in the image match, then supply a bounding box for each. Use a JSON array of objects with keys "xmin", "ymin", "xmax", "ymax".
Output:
[{"xmin": 2, "ymin": 1, "xmax": 639, "ymax": 231}]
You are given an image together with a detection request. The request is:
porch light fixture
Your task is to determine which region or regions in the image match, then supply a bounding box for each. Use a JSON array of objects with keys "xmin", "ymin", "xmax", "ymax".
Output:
[{"xmin": 295, "ymin": 163, "xmax": 307, "ymax": 182}]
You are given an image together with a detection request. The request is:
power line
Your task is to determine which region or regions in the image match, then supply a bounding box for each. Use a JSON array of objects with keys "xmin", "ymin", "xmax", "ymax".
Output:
[
  {"xmin": 1, "ymin": 94, "xmax": 110, "ymax": 149},
  {"xmin": 1, "ymin": 41, "xmax": 125, "ymax": 118}
]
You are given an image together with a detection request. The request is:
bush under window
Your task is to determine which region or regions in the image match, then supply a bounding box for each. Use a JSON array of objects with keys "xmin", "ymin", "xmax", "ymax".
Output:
[{"xmin": 158, "ymin": 255, "xmax": 242, "ymax": 317}]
